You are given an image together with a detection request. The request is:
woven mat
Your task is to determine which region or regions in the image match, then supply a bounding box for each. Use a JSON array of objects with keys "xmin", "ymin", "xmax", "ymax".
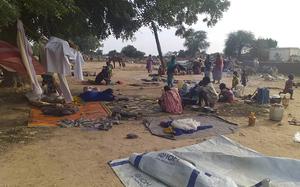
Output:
[{"xmin": 144, "ymin": 114, "xmax": 239, "ymax": 140}]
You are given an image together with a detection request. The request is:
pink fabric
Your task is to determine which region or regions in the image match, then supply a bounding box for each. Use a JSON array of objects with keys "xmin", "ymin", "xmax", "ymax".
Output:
[{"xmin": 160, "ymin": 89, "xmax": 183, "ymax": 114}]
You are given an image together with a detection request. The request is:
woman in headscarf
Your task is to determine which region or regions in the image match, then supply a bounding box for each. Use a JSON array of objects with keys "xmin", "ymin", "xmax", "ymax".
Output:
[
  {"xmin": 167, "ymin": 55, "xmax": 177, "ymax": 87},
  {"xmin": 146, "ymin": 55, "xmax": 154, "ymax": 73},
  {"xmin": 159, "ymin": 86, "xmax": 183, "ymax": 114},
  {"xmin": 212, "ymin": 53, "xmax": 224, "ymax": 84}
]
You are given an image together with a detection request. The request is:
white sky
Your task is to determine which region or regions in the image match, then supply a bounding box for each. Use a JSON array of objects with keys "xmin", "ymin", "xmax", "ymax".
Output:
[{"xmin": 102, "ymin": 0, "xmax": 300, "ymax": 55}]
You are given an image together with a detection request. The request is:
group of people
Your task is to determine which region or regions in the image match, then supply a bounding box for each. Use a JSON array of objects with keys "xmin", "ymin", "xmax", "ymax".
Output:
[{"xmin": 158, "ymin": 53, "xmax": 238, "ymax": 114}]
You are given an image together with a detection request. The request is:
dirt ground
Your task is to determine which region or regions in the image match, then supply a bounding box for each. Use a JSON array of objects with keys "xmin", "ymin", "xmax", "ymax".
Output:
[{"xmin": 1, "ymin": 62, "xmax": 300, "ymax": 186}]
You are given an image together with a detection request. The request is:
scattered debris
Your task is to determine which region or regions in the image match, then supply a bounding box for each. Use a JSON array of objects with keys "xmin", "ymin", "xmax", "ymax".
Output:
[
  {"xmin": 57, "ymin": 118, "xmax": 120, "ymax": 130},
  {"xmin": 293, "ymin": 132, "xmax": 300, "ymax": 143},
  {"xmin": 289, "ymin": 118, "xmax": 300, "ymax": 126},
  {"xmin": 218, "ymin": 103, "xmax": 269, "ymax": 117},
  {"xmin": 126, "ymin": 133, "xmax": 139, "ymax": 139}
]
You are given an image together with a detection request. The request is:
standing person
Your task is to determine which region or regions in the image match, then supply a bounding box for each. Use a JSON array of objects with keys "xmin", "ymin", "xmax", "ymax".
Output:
[
  {"xmin": 204, "ymin": 54, "xmax": 212, "ymax": 79},
  {"xmin": 212, "ymin": 53, "xmax": 224, "ymax": 84},
  {"xmin": 232, "ymin": 71, "xmax": 239, "ymax": 89},
  {"xmin": 279, "ymin": 74, "xmax": 296, "ymax": 99},
  {"xmin": 146, "ymin": 55, "xmax": 153, "ymax": 73},
  {"xmin": 167, "ymin": 55, "xmax": 177, "ymax": 87},
  {"xmin": 241, "ymin": 69, "xmax": 248, "ymax": 87}
]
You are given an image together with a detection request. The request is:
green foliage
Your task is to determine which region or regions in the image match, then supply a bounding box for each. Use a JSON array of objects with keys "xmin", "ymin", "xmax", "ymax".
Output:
[
  {"xmin": 134, "ymin": 0, "xmax": 230, "ymax": 29},
  {"xmin": 107, "ymin": 50, "xmax": 119, "ymax": 57},
  {"xmin": 183, "ymin": 29, "xmax": 209, "ymax": 57},
  {"xmin": 224, "ymin": 30, "xmax": 255, "ymax": 58},
  {"xmin": 0, "ymin": 0, "xmax": 141, "ymax": 42},
  {"xmin": 0, "ymin": 0, "xmax": 19, "ymax": 27},
  {"xmin": 121, "ymin": 45, "xmax": 145, "ymax": 59},
  {"xmin": 177, "ymin": 50, "xmax": 189, "ymax": 58},
  {"xmin": 250, "ymin": 38, "xmax": 278, "ymax": 61},
  {"xmin": 73, "ymin": 35, "xmax": 101, "ymax": 55}
]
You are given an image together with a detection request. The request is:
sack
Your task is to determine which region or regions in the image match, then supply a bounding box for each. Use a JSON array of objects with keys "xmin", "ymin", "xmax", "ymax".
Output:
[{"xmin": 129, "ymin": 151, "xmax": 238, "ymax": 187}]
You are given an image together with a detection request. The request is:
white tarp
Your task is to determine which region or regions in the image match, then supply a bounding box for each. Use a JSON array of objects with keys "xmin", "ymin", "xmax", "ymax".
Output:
[{"xmin": 109, "ymin": 136, "xmax": 300, "ymax": 187}]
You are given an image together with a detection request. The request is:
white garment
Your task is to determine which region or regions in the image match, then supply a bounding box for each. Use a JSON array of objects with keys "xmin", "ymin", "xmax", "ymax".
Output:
[
  {"xmin": 70, "ymin": 48, "xmax": 84, "ymax": 81},
  {"xmin": 58, "ymin": 74, "xmax": 73, "ymax": 103},
  {"xmin": 171, "ymin": 118, "xmax": 201, "ymax": 131},
  {"xmin": 16, "ymin": 20, "xmax": 43, "ymax": 98},
  {"xmin": 45, "ymin": 37, "xmax": 75, "ymax": 103},
  {"xmin": 45, "ymin": 37, "xmax": 75, "ymax": 75}
]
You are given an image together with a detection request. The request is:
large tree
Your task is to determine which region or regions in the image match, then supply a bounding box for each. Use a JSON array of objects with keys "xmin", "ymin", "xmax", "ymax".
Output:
[
  {"xmin": 133, "ymin": 0, "xmax": 230, "ymax": 68},
  {"xmin": 0, "ymin": 0, "xmax": 141, "ymax": 43},
  {"xmin": 224, "ymin": 30, "xmax": 255, "ymax": 58},
  {"xmin": 183, "ymin": 30, "xmax": 209, "ymax": 57},
  {"xmin": 121, "ymin": 45, "xmax": 145, "ymax": 59},
  {"xmin": 250, "ymin": 38, "xmax": 277, "ymax": 61},
  {"xmin": 1, "ymin": 0, "xmax": 230, "ymax": 72}
]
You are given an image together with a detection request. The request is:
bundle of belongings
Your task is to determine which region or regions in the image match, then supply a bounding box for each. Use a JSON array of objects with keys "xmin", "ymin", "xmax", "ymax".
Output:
[
  {"xmin": 41, "ymin": 103, "xmax": 79, "ymax": 117},
  {"xmin": 79, "ymin": 86, "xmax": 115, "ymax": 102},
  {"xmin": 109, "ymin": 136, "xmax": 300, "ymax": 187},
  {"xmin": 179, "ymin": 82, "xmax": 199, "ymax": 105},
  {"xmin": 160, "ymin": 118, "xmax": 212, "ymax": 136},
  {"xmin": 244, "ymin": 87, "xmax": 270, "ymax": 105}
]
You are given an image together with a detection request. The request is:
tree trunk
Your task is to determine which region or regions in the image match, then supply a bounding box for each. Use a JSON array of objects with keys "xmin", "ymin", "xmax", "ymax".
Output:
[{"xmin": 151, "ymin": 22, "xmax": 165, "ymax": 71}]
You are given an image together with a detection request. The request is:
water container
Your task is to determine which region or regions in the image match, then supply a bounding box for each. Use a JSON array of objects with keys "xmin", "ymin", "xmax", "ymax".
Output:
[
  {"xmin": 270, "ymin": 104, "xmax": 284, "ymax": 121},
  {"xmin": 257, "ymin": 88, "xmax": 270, "ymax": 105}
]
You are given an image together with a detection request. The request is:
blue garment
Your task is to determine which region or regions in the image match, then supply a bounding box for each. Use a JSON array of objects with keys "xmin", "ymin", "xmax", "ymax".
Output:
[
  {"xmin": 79, "ymin": 89, "xmax": 115, "ymax": 102},
  {"xmin": 167, "ymin": 73, "xmax": 174, "ymax": 87}
]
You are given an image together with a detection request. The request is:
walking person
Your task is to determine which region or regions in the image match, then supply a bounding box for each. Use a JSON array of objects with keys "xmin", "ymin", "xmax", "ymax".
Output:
[
  {"xmin": 204, "ymin": 54, "xmax": 212, "ymax": 79},
  {"xmin": 212, "ymin": 53, "xmax": 224, "ymax": 84}
]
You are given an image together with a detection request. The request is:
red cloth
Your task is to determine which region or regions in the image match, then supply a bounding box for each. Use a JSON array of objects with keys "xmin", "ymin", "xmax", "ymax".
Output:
[
  {"xmin": 160, "ymin": 89, "xmax": 183, "ymax": 114},
  {"xmin": 214, "ymin": 57, "xmax": 224, "ymax": 71},
  {"xmin": 0, "ymin": 40, "xmax": 45, "ymax": 76}
]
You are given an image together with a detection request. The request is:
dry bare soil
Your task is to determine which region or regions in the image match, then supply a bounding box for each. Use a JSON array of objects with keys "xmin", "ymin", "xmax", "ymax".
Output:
[{"xmin": 1, "ymin": 62, "xmax": 300, "ymax": 186}]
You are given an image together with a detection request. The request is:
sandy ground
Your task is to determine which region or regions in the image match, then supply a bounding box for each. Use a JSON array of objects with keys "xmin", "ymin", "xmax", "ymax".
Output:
[{"xmin": 1, "ymin": 62, "xmax": 300, "ymax": 186}]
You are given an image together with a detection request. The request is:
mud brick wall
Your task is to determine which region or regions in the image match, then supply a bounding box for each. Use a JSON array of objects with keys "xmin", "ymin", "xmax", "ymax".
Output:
[{"xmin": 260, "ymin": 62, "xmax": 300, "ymax": 75}]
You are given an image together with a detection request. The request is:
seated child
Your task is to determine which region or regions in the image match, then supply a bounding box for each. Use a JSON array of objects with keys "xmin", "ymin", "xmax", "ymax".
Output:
[
  {"xmin": 219, "ymin": 83, "xmax": 234, "ymax": 103},
  {"xmin": 279, "ymin": 74, "xmax": 296, "ymax": 99},
  {"xmin": 159, "ymin": 86, "xmax": 183, "ymax": 114}
]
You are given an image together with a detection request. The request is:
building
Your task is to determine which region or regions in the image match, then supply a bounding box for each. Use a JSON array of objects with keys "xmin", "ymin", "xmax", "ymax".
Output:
[{"xmin": 269, "ymin": 48, "xmax": 300, "ymax": 62}]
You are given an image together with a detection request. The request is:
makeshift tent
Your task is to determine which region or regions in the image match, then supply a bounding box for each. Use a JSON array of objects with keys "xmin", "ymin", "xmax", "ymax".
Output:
[{"xmin": 0, "ymin": 41, "xmax": 44, "ymax": 76}]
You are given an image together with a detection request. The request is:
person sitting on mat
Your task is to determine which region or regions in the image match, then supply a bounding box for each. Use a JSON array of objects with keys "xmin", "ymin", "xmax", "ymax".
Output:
[
  {"xmin": 198, "ymin": 77, "xmax": 218, "ymax": 107},
  {"xmin": 219, "ymin": 83, "xmax": 234, "ymax": 103},
  {"xmin": 159, "ymin": 86, "xmax": 183, "ymax": 114}
]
